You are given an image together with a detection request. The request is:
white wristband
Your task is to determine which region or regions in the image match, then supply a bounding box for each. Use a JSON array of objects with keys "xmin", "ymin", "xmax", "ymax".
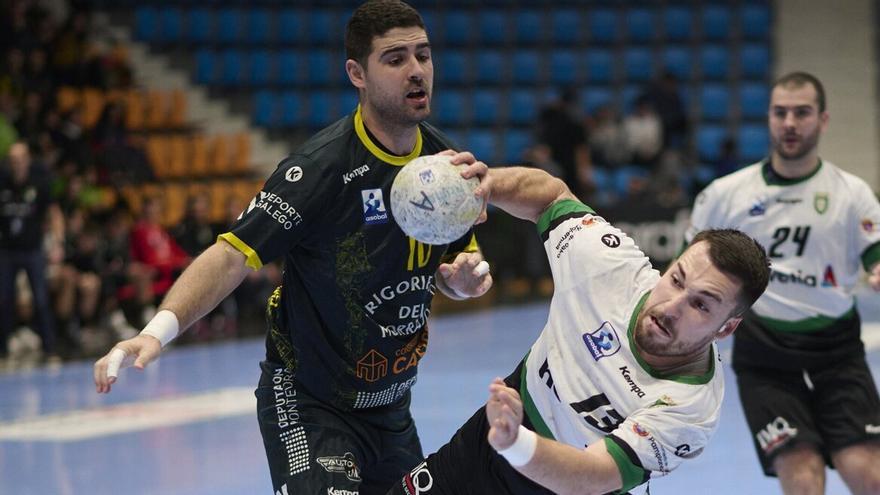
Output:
[
  {"xmin": 497, "ymin": 425, "xmax": 537, "ymax": 467},
  {"xmin": 451, "ymin": 261, "xmax": 491, "ymax": 299},
  {"xmin": 140, "ymin": 310, "xmax": 180, "ymax": 347}
]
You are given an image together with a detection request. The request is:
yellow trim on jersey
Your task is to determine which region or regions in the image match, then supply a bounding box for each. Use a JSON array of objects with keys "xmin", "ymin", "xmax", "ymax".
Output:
[
  {"xmin": 353, "ymin": 104, "xmax": 422, "ymax": 166},
  {"xmin": 218, "ymin": 232, "xmax": 263, "ymax": 271}
]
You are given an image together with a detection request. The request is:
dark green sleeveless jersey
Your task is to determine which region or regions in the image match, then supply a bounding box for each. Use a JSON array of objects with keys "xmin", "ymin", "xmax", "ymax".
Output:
[{"xmin": 220, "ymin": 107, "xmax": 478, "ymax": 410}]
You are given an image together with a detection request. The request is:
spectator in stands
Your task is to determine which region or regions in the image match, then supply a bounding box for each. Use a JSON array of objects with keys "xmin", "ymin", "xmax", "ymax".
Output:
[
  {"xmin": 640, "ymin": 71, "xmax": 689, "ymax": 150},
  {"xmin": 0, "ymin": 141, "xmax": 62, "ymax": 362},
  {"xmin": 537, "ymin": 87, "xmax": 593, "ymax": 200},
  {"xmin": 24, "ymin": 48, "xmax": 54, "ymax": 98},
  {"xmin": 91, "ymin": 100, "xmax": 151, "ymax": 185},
  {"xmin": 173, "ymin": 193, "xmax": 219, "ymax": 257},
  {"xmin": 623, "ymin": 96, "xmax": 663, "ymax": 168},
  {"xmin": 587, "ymin": 104, "xmax": 629, "ymax": 168}
]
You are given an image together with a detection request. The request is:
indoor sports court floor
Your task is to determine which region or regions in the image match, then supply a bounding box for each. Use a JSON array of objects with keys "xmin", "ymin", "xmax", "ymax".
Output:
[{"xmin": 2, "ymin": 289, "xmax": 879, "ymax": 495}]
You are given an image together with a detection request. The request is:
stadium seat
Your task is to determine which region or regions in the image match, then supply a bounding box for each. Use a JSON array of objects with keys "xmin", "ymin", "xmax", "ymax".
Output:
[
  {"xmin": 466, "ymin": 130, "xmax": 498, "ymax": 163},
  {"xmin": 477, "ymin": 10, "xmax": 507, "ymax": 46},
  {"xmin": 277, "ymin": 50, "xmax": 303, "ymax": 86},
  {"xmin": 279, "ymin": 91, "xmax": 303, "ymax": 128},
  {"xmin": 662, "ymin": 46, "xmax": 692, "ymax": 81},
  {"xmin": 582, "ymin": 87, "xmax": 613, "ymax": 115},
  {"xmin": 550, "ymin": 51, "xmax": 578, "ymax": 86},
  {"xmin": 194, "ymin": 49, "xmax": 217, "ymax": 85},
  {"xmin": 741, "ymin": 4, "xmax": 771, "ymax": 40},
  {"xmin": 216, "ymin": 8, "xmax": 243, "ymax": 44},
  {"xmin": 337, "ymin": 91, "xmax": 359, "ymax": 116},
  {"xmin": 158, "ymin": 7, "xmax": 182, "ymax": 44},
  {"xmin": 134, "ymin": 7, "xmax": 157, "ymax": 43},
  {"xmin": 250, "ymin": 50, "xmax": 273, "ymax": 86},
  {"xmin": 589, "ymin": 9, "xmax": 618, "ymax": 44},
  {"xmin": 443, "ymin": 10, "xmax": 475, "ymax": 47},
  {"xmin": 624, "ymin": 47, "xmax": 654, "ymax": 82},
  {"xmin": 697, "ymin": 125, "xmax": 728, "ymax": 162},
  {"xmin": 278, "ymin": 10, "xmax": 305, "ymax": 45},
  {"xmin": 503, "ymin": 130, "xmax": 532, "ymax": 163},
  {"xmin": 699, "ymin": 85, "xmax": 731, "ymax": 121},
  {"xmin": 621, "ymin": 84, "xmax": 642, "ymax": 113},
  {"xmin": 512, "ymin": 51, "xmax": 541, "ymax": 85},
  {"xmin": 513, "ymin": 10, "xmax": 542, "ymax": 45},
  {"xmin": 738, "ymin": 124, "xmax": 770, "ymax": 162},
  {"xmin": 702, "ymin": 5, "xmax": 731, "ymax": 41},
  {"xmin": 700, "ymin": 45, "xmax": 730, "ymax": 80},
  {"xmin": 626, "ymin": 8, "xmax": 656, "ymax": 43},
  {"xmin": 307, "ymin": 10, "xmax": 336, "ymax": 46},
  {"xmin": 475, "ymin": 51, "xmax": 504, "ymax": 85},
  {"xmin": 552, "ymin": 10, "xmax": 582, "ymax": 45},
  {"xmin": 307, "ymin": 51, "xmax": 333, "ymax": 86},
  {"xmin": 508, "ymin": 89, "xmax": 538, "ymax": 126},
  {"xmin": 434, "ymin": 90, "xmax": 467, "ymax": 127},
  {"xmin": 741, "ymin": 44, "xmax": 771, "ymax": 79},
  {"xmin": 663, "ymin": 6, "xmax": 693, "ymax": 41},
  {"xmin": 420, "ymin": 10, "xmax": 440, "ymax": 45},
  {"xmin": 472, "ymin": 90, "xmax": 500, "ymax": 126},
  {"xmin": 614, "ymin": 166, "xmax": 650, "ymax": 196},
  {"xmin": 220, "ymin": 49, "xmax": 246, "ymax": 87},
  {"xmin": 436, "ymin": 50, "xmax": 468, "ymax": 86},
  {"xmin": 307, "ymin": 91, "xmax": 334, "ymax": 129},
  {"xmin": 246, "ymin": 10, "xmax": 271, "ymax": 45},
  {"xmin": 585, "ymin": 49, "xmax": 613, "ymax": 84},
  {"xmin": 739, "ymin": 83, "xmax": 769, "ymax": 119},
  {"xmin": 188, "ymin": 8, "xmax": 212, "ymax": 44}
]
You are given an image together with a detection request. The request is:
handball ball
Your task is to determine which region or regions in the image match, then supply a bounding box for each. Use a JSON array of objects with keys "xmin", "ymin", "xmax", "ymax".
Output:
[{"xmin": 390, "ymin": 154, "xmax": 482, "ymax": 245}]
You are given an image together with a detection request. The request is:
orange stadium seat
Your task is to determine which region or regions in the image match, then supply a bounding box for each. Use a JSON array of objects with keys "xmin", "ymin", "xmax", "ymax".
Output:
[
  {"xmin": 210, "ymin": 135, "xmax": 232, "ymax": 176},
  {"xmin": 124, "ymin": 89, "xmax": 145, "ymax": 129},
  {"xmin": 82, "ymin": 88, "xmax": 105, "ymax": 128},
  {"xmin": 168, "ymin": 89, "xmax": 187, "ymax": 128},
  {"xmin": 231, "ymin": 132, "xmax": 251, "ymax": 175},
  {"xmin": 146, "ymin": 135, "xmax": 170, "ymax": 179},
  {"xmin": 190, "ymin": 134, "xmax": 210, "ymax": 178},
  {"xmin": 167, "ymin": 134, "xmax": 188, "ymax": 179},
  {"xmin": 56, "ymin": 87, "xmax": 80, "ymax": 113}
]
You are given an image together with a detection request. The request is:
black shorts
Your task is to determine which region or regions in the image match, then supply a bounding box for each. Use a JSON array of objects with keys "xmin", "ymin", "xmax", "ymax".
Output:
[
  {"xmin": 736, "ymin": 356, "xmax": 880, "ymax": 476},
  {"xmin": 256, "ymin": 361, "xmax": 423, "ymax": 495}
]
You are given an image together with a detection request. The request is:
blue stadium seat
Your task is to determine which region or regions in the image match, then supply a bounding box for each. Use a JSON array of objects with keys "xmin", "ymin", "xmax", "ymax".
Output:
[
  {"xmin": 739, "ymin": 124, "xmax": 770, "ymax": 162},
  {"xmin": 220, "ymin": 49, "xmax": 246, "ymax": 86},
  {"xmin": 307, "ymin": 10, "xmax": 335, "ymax": 46},
  {"xmin": 158, "ymin": 8, "xmax": 182, "ymax": 43},
  {"xmin": 253, "ymin": 91, "xmax": 277, "ymax": 127},
  {"xmin": 466, "ymin": 130, "xmax": 498, "ymax": 164},
  {"xmin": 475, "ymin": 51, "xmax": 504, "ymax": 85},
  {"xmin": 508, "ymin": 90, "xmax": 538, "ymax": 126},
  {"xmin": 512, "ymin": 51, "xmax": 541, "ymax": 85},
  {"xmin": 552, "ymin": 10, "xmax": 582, "ymax": 45},
  {"xmin": 277, "ymin": 50, "xmax": 303, "ymax": 86},
  {"xmin": 697, "ymin": 125, "xmax": 728, "ymax": 162},
  {"xmin": 337, "ymin": 91, "xmax": 359, "ymax": 115},
  {"xmin": 662, "ymin": 46, "xmax": 692, "ymax": 81},
  {"xmin": 134, "ymin": 7, "xmax": 157, "ymax": 43},
  {"xmin": 188, "ymin": 8, "xmax": 212, "ymax": 44},
  {"xmin": 581, "ymin": 87, "xmax": 613, "ymax": 115},
  {"xmin": 420, "ymin": 10, "xmax": 439, "ymax": 44},
  {"xmin": 436, "ymin": 51, "xmax": 468, "ymax": 86},
  {"xmin": 622, "ymin": 84, "xmax": 642, "ymax": 113},
  {"xmin": 278, "ymin": 10, "xmax": 305, "ymax": 45},
  {"xmin": 513, "ymin": 10, "xmax": 542, "ymax": 45},
  {"xmin": 307, "ymin": 92, "xmax": 334, "ymax": 129},
  {"xmin": 614, "ymin": 166, "xmax": 649, "ymax": 196},
  {"xmin": 279, "ymin": 91, "xmax": 303, "ymax": 128},
  {"xmin": 699, "ymin": 85, "xmax": 730, "ymax": 121},
  {"xmin": 585, "ymin": 49, "xmax": 613, "ymax": 84},
  {"xmin": 626, "ymin": 8, "xmax": 656, "ymax": 43},
  {"xmin": 741, "ymin": 44, "xmax": 771, "ymax": 79},
  {"xmin": 700, "ymin": 45, "xmax": 729, "ymax": 80},
  {"xmin": 472, "ymin": 90, "xmax": 500, "ymax": 126},
  {"xmin": 741, "ymin": 4, "xmax": 771, "ymax": 40},
  {"xmin": 194, "ymin": 49, "xmax": 217, "ymax": 85},
  {"xmin": 443, "ymin": 10, "xmax": 475, "ymax": 47},
  {"xmin": 216, "ymin": 8, "xmax": 243, "ymax": 44},
  {"xmin": 503, "ymin": 130, "xmax": 532, "ymax": 163},
  {"xmin": 434, "ymin": 90, "xmax": 467, "ymax": 127},
  {"xmin": 246, "ymin": 10, "xmax": 271, "ymax": 45},
  {"xmin": 250, "ymin": 50, "xmax": 273, "ymax": 86},
  {"xmin": 477, "ymin": 10, "xmax": 507, "ymax": 45},
  {"xmin": 739, "ymin": 83, "xmax": 769, "ymax": 119},
  {"xmin": 624, "ymin": 48, "xmax": 654, "ymax": 82},
  {"xmin": 307, "ymin": 51, "xmax": 333, "ymax": 86},
  {"xmin": 702, "ymin": 5, "xmax": 731, "ymax": 41},
  {"xmin": 664, "ymin": 6, "xmax": 693, "ymax": 41},
  {"xmin": 589, "ymin": 9, "xmax": 618, "ymax": 44},
  {"xmin": 550, "ymin": 51, "xmax": 578, "ymax": 86}
]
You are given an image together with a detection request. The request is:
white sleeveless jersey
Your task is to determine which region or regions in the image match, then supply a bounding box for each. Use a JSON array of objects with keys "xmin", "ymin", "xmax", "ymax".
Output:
[
  {"xmin": 686, "ymin": 160, "xmax": 880, "ymax": 327},
  {"xmin": 522, "ymin": 200, "xmax": 725, "ymax": 491}
]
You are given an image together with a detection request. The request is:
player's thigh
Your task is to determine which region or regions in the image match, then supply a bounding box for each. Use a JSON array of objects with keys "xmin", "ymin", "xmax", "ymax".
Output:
[
  {"xmin": 255, "ymin": 363, "xmax": 365, "ymax": 494},
  {"xmin": 830, "ymin": 440, "xmax": 880, "ymax": 493},
  {"xmin": 736, "ymin": 366, "xmax": 824, "ymax": 475},
  {"xmin": 810, "ymin": 357, "xmax": 880, "ymax": 461}
]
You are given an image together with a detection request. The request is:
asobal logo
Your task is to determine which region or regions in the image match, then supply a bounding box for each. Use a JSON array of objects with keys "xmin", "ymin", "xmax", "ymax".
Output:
[
  {"xmin": 362, "ymin": 188, "xmax": 389, "ymax": 225},
  {"xmin": 583, "ymin": 322, "xmax": 621, "ymax": 361}
]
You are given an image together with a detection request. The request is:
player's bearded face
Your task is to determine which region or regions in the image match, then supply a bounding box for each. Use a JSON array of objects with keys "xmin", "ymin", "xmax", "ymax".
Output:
[
  {"xmin": 768, "ymin": 85, "xmax": 826, "ymax": 161},
  {"xmin": 362, "ymin": 27, "xmax": 433, "ymax": 127}
]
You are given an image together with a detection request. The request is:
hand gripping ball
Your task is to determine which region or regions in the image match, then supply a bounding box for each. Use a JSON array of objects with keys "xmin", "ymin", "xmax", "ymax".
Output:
[{"xmin": 390, "ymin": 154, "xmax": 482, "ymax": 245}]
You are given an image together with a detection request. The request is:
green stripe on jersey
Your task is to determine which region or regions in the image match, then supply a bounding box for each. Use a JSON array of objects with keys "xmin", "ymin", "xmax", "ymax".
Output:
[
  {"xmin": 536, "ymin": 199, "xmax": 595, "ymax": 239},
  {"xmin": 519, "ymin": 355, "xmax": 555, "ymax": 440},
  {"xmin": 756, "ymin": 305, "xmax": 856, "ymax": 333},
  {"xmin": 603, "ymin": 436, "xmax": 649, "ymax": 493},
  {"xmin": 863, "ymin": 241, "xmax": 880, "ymax": 272}
]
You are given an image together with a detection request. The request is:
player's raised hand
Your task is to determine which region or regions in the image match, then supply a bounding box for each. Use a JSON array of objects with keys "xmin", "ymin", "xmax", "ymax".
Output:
[
  {"xmin": 486, "ymin": 377, "xmax": 524, "ymax": 451},
  {"xmin": 93, "ymin": 334, "xmax": 162, "ymax": 393},
  {"xmin": 438, "ymin": 149, "xmax": 491, "ymax": 225},
  {"xmin": 436, "ymin": 251, "xmax": 492, "ymax": 299}
]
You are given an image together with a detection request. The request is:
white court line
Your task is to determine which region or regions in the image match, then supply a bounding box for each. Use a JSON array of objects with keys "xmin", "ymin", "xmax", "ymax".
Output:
[{"xmin": 0, "ymin": 387, "xmax": 255, "ymax": 442}]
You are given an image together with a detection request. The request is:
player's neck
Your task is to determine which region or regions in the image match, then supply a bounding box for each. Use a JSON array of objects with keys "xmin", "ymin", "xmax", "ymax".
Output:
[
  {"xmin": 360, "ymin": 106, "xmax": 418, "ymax": 156},
  {"xmin": 771, "ymin": 151, "xmax": 821, "ymax": 179},
  {"xmin": 639, "ymin": 347, "xmax": 711, "ymax": 377}
]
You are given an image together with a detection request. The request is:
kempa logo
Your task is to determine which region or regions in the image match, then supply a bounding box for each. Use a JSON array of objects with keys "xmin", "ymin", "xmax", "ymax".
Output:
[
  {"xmin": 317, "ymin": 452, "xmax": 362, "ymax": 482},
  {"xmin": 619, "ymin": 366, "xmax": 645, "ymax": 398},
  {"xmin": 285, "ymin": 166, "xmax": 303, "ymax": 182},
  {"xmin": 327, "ymin": 488, "xmax": 358, "ymax": 495},
  {"xmin": 343, "ymin": 164, "xmax": 370, "ymax": 184}
]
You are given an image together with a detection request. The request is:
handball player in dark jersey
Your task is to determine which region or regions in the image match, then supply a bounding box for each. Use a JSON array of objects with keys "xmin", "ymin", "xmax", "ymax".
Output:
[{"xmin": 93, "ymin": 2, "xmax": 493, "ymax": 493}]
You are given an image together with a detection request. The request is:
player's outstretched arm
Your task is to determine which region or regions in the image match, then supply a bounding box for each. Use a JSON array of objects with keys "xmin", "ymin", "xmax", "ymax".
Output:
[
  {"xmin": 487, "ymin": 378, "xmax": 623, "ymax": 495},
  {"xmin": 94, "ymin": 239, "xmax": 251, "ymax": 393},
  {"xmin": 487, "ymin": 167, "xmax": 577, "ymax": 223}
]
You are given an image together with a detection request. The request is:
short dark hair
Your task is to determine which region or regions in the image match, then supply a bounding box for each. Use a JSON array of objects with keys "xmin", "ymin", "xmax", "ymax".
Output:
[
  {"xmin": 345, "ymin": 0, "xmax": 425, "ymax": 68},
  {"xmin": 773, "ymin": 71, "xmax": 826, "ymax": 112},
  {"xmin": 689, "ymin": 229, "xmax": 771, "ymax": 315}
]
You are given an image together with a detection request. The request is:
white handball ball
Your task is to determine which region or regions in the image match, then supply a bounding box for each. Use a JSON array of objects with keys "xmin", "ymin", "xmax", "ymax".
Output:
[{"xmin": 390, "ymin": 154, "xmax": 482, "ymax": 245}]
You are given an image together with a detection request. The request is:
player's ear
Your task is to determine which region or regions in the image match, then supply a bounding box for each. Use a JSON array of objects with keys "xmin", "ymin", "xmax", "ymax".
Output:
[
  {"xmin": 716, "ymin": 317, "xmax": 741, "ymax": 339},
  {"xmin": 346, "ymin": 59, "xmax": 366, "ymax": 89}
]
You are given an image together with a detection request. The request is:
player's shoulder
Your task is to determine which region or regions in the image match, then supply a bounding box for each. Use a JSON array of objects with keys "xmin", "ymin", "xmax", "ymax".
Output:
[
  {"xmin": 282, "ymin": 114, "xmax": 356, "ymax": 169},
  {"xmin": 821, "ymin": 160, "xmax": 875, "ymax": 192}
]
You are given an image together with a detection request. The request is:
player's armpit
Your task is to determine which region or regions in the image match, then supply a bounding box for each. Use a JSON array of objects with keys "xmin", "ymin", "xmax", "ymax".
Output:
[{"xmin": 512, "ymin": 435, "xmax": 623, "ymax": 495}]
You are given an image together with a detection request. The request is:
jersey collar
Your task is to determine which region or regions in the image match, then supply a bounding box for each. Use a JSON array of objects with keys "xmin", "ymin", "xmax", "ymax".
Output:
[
  {"xmin": 353, "ymin": 105, "xmax": 422, "ymax": 166},
  {"xmin": 761, "ymin": 158, "xmax": 824, "ymax": 186}
]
